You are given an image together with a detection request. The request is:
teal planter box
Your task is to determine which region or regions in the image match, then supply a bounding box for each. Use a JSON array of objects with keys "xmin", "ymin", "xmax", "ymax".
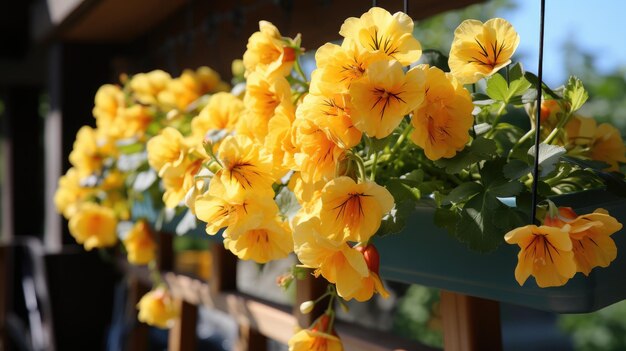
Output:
[{"xmin": 374, "ymin": 189, "xmax": 626, "ymax": 313}]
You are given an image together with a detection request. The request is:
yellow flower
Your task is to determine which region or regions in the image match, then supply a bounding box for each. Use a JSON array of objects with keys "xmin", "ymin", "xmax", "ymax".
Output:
[
  {"xmin": 146, "ymin": 127, "xmax": 188, "ymax": 176},
  {"xmin": 240, "ymin": 71, "xmax": 294, "ymax": 142},
  {"xmin": 137, "ymin": 288, "xmax": 179, "ymax": 329},
  {"xmin": 264, "ymin": 105, "xmax": 297, "ymax": 176},
  {"xmin": 161, "ymin": 159, "xmax": 203, "ymax": 209},
  {"xmin": 69, "ymin": 126, "xmax": 106, "ymax": 178},
  {"xmin": 158, "ymin": 67, "xmax": 227, "ymax": 111},
  {"xmin": 545, "ymin": 207, "xmax": 622, "ymax": 276},
  {"xmin": 191, "ymin": 92, "xmax": 243, "ymax": 141},
  {"xmin": 123, "ymin": 220, "xmax": 156, "ymax": 265},
  {"xmin": 410, "ymin": 65, "xmax": 474, "ymax": 160},
  {"xmin": 293, "ymin": 217, "xmax": 369, "ymax": 299},
  {"xmin": 296, "ymin": 88, "xmax": 362, "ymax": 149},
  {"xmin": 504, "ymin": 224, "xmax": 576, "ymax": 287},
  {"xmin": 319, "ymin": 177, "xmax": 394, "ymax": 243},
  {"xmin": 339, "ymin": 7, "xmax": 422, "ymax": 66},
  {"xmin": 449, "ymin": 18, "xmax": 520, "ymax": 84},
  {"xmin": 288, "ymin": 328, "xmax": 343, "ymax": 351},
  {"xmin": 349, "ymin": 60, "xmax": 425, "ymax": 139},
  {"xmin": 292, "ymin": 117, "xmax": 346, "ymax": 183},
  {"xmin": 115, "ymin": 105, "xmax": 153, "ymax": 140},
  {"xmin": 591, "ymin": 123, "xmax": 626, "ymax": 172},
  {"xmin": 129, "ymin": 70, "xmax": 172, "ymax": 105},
  {"xmin": 311, "ymin": 42, "xmax": 385, "ymax": 93},
  {"xmin": 195, "ymin": 181, "xmax": 278, "ymax": 235},
  {"xmin": 68, "ymin": 203, "xmax": 118, "ymax": 251},
  {"xmin": 223, "ymin": 217, "xmax": 293, "ymax": 263},
  {"xmin": 211, "ymin": 135, "xmax": 276, "ymax": 203},
  {"xmin": 243, "ymin": 20, "xmax": 296, "ymax": 77},
  {"xmin": 345, "ymin": 245, "xmax": 390, "ymax": 302},
  {"xmin": 93, "ymin": 84, "xmax": 124, "ymax": 136},
  {"xmin": 54, "ymin": 167, "xmax": 92, "ymax": 219}
]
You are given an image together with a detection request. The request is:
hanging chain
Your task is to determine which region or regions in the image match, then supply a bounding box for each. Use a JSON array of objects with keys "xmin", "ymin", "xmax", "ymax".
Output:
[{"xmin": 530, "ymin": 0, "xmax": 546, "ymax": 224}]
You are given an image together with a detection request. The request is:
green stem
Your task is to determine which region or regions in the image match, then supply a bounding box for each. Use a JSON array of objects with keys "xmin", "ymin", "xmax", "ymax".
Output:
[
  {"xmin": 148, "ymin": 260, "xmax": 165, "ymax": 288},
  {"xmin": 370, "ymin": 150, "xmax": 379, "ymax": 181},
  {"xmin": 389, "ymin": 124, "xmax": 413, "ymax": 160},
  {"xmin": 294, "ymin": 58, "xmax": 309, "ymax": 86},
  {"xmin": 543, "ymin": 112, "xmax": 574, "ymax": 144},
  {"xmin": 485, "ymin": 102, "xmax": 507, "ymax": 138},
  {"xmin": 509, "ymin": 128, "xmax": 536, "ymax": 158}
]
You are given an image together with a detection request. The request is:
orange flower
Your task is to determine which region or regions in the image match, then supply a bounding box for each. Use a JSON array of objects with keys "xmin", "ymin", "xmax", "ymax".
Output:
[
  {"xmin": 319, "ymin": 177, "xmax": 394, "ymax": 243},
  {"xmin": 410, "ymin": 65, "xmax": 474, "ymax": 160},
  {"xmin": 591, "ymin": 123, "xmax": 626, "ymax": 172},
  {"xmin": 504, "ymin": 224, "xmax": 576, "ymax": 287},
  {"xmin": 545, "ymin": 207, "xmax": 622, "ymax": 276}
]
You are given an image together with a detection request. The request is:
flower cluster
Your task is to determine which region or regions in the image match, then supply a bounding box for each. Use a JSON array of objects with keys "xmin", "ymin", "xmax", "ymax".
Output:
[
  {"xmin": 56, "ymin": 5, "xmax": 626, "ymax": 345},
  {"xmin": 55, "ymin": 66, "xmax": 229, "ymax": 328},
  {"xmin": 505, "ymin": 202, "xmax": 622, "ymax": 287}
]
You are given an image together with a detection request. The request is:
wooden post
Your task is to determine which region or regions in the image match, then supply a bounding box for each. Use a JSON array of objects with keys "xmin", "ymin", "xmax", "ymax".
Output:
[
  {"xmin": 168, "ymin": 299, "xmax": 198, "ymax": 351},
  {"xmin": 210, "ymin": 243, "xmax": 237, "ymax": 294},
  {"xmin": 294, "ymin": 272, "xmax": 328, "ymax": 328},
  {"xmin": 237, "ymin": 325, "xmax": 268, "ymax": 351},
  {"xmin": 157, "ymin": 232, "xmax": 173, "ymax": 272},
  {"xmin": 440, "ymin": 290, "xmax": 502, "ymax": 351},
  {"xmin": 126, "ymin": 275, "xmax": 150, "ymax": 351}
]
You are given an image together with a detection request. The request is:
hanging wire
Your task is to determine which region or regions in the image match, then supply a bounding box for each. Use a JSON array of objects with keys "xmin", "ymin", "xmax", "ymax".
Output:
[
  {"xmin": 530, "ymin": 0, "xmax": 546, "ymax": 224},
  {"xmin": 372, "ymin": 0, "xmax": 377, "ymax": 7},
  {"xmin": 404, "ymin": 0, "xmax": 409, "ymax": 13}
]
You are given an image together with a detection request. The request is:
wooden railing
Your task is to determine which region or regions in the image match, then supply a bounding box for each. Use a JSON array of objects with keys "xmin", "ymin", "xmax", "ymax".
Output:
[{"xmin": 120, "ymin": 233, "xmax": 443, "ymax": 351}]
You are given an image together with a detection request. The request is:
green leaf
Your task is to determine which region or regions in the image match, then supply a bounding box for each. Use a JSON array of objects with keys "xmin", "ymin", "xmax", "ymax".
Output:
[
  {"xmin": 507, "ymin": 76, "xmax": 532, "ymax": 100},
  {"xmin": 377, "ymin": 199, "xmax": 416, "ymax": 237},
  {"xmin": 503, "ymin": 159, "xmax": 532, "ymax": 180},
  {"xmin": 524, "ymin": 72, "xmax": 561, "ymax": 99},
  {"xmin": 275, "ymin": 186, "xmax": 301, "ymax": 221},
  {"xmin": 479, "ymin": 157, "xmax": 508, "ymax": 186},
  {"xmin": 116, "ymin": 140, "xmax": 144, "ymax": 154},
  {"xmin": 385, "ymin": 179, "xmax": 421, "ymax": 202},
  {"xmin": 456, "ymin": 192, "xmax": 507, "ymax": 252},
  {"xmin": 369, "ymin": 134, "xmax": 394, "ymax": 153},
  {"xmin": 417, "ymin": 49, "xmax": 450, "ymax": 71},
  {"xmin": 564, "ymin": 76, "xmax": 588, "ymax": 112},
  {"xmin": 486, "ymin": 73, "xmax": 508, "ymax": 101},
  {"xmin": 487, "ymin": 180, "xmax": 524, "ymax": 197},
  {"xmin": 442, "ymin": 182, "xmax": 483, "ymax": 205},
  {"xmin": 433, "ymin": 208, "xmax": 460, "ymax": 234},
  {"xmin": 528, "ymin": 143, "xmax": 566, "ymax": 176},
  {"xmin": 434, "ymin": 137, "xmax": 496, "ymax": 174},
  {"xmin": 508, "ymin": 62, "xmax": 525, "ymax": 82}
]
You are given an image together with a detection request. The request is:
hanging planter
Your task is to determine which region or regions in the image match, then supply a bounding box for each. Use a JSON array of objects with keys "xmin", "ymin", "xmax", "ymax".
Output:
[{"xmin": 376, "ymin": 189, "xmax": 626, "ymax": 313}]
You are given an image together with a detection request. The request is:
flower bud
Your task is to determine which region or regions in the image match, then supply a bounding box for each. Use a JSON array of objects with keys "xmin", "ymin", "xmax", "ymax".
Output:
[
  {"xmin": 299, "ymin": 300, "xmax": 315, "ymax": 314},
  {"xmin": 356, "ymin": 244, "xmax": 380, "ymax": 274}
]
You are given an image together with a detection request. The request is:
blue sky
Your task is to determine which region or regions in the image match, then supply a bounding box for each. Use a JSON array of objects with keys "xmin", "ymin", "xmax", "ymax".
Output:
[{"xmin": 499, "ymin": 0, "xmax": 626, "ymax": 85}]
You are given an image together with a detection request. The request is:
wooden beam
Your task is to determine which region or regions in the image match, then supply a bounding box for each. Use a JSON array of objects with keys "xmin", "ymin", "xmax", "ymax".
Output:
[
  {"xmin": 168, "ymin": 298, "xmax": 198, "ymax": 351},
  {"xmin": 159, "ymin": 271, "xmax": 436, "ymax": 351},
  {"xmin": 210, "ymin": 243, "xmax": 237, "ymax": 294},
  {"xmin": 294, "ymin": 272, "xmax": 328, "ymax": 328},
  {"xmin": 440, "ymin": 290, "xmax": 502, "ymax": 351}
]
